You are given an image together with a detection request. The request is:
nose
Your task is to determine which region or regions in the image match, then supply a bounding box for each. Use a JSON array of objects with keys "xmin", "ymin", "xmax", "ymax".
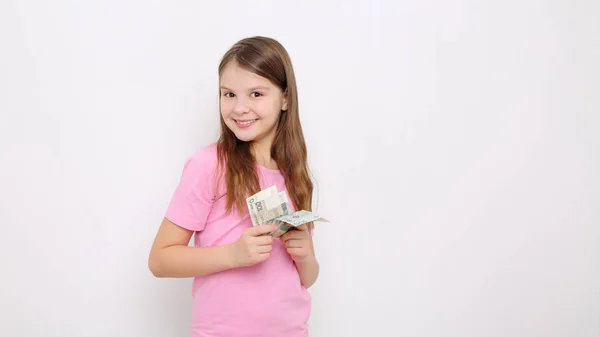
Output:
[{"xmin": 232, "ymin": 96, "xmax": 250, "ymax": 114}]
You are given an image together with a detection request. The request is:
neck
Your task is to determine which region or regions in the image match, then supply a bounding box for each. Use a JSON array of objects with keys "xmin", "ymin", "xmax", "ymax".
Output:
[{"xmin": 251, "ymin": 139, "xmax": 276, "ymax": 169}]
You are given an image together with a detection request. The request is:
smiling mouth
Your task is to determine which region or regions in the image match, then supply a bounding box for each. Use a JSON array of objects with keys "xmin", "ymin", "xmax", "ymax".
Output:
[{"xmin": 234, "ymin": 119, "xmax": 258, "ymax": 126}]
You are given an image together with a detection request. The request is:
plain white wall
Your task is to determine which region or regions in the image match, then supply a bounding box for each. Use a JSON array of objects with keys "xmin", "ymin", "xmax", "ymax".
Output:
[{"xmin": 1, "ymin": 1, "xmax": 599, "ymax": 336}]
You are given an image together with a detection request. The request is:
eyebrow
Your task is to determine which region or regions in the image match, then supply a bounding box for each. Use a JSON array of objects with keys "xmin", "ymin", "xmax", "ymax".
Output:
[{"xmin": 219, "ymin": 86, "xmax": 271, "ymax": 92}]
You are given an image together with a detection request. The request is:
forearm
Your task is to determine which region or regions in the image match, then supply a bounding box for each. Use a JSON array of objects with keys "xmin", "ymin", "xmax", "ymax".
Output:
[
  {"xmin": 149, "ymin": 244, "xmax": 236, "ymax": 278},
  {"xmin": 294, "ymin": 254, "xmax": 319, "ymax": 288}
]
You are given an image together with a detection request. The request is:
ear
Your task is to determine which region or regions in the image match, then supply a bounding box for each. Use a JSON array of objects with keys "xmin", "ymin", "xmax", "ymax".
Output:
[{"xmin": 281, "ymin": 89, "xmax": 288, "ymax": 112}]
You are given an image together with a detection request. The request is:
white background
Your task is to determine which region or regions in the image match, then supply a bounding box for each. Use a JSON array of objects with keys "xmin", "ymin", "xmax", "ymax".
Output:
[{"xmin": 1, "ymin": 1, "xmax": 599, "ymax": 336}]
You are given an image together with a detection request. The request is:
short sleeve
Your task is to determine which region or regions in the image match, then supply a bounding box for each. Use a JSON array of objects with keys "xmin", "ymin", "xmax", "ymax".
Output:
[{"xmin": 164, "ymin": 147, "xmax": 217, "ymax": 232}]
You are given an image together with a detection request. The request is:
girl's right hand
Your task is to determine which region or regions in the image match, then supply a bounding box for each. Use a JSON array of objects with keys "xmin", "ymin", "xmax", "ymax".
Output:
[{"xmin": 230, "ymin": 224, "xmax": 278, "ymax": 267}]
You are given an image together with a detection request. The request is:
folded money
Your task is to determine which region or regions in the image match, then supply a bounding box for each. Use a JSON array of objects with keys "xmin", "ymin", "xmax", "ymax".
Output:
[
  {"xmin": 246, "ymin": 185, "xmax": 278, "ymax": 227},
  {"xmin": 274, "ymin": 210, "xmax": 328, "ymax": 227},
  {"xmin": 246, "ymin": 186, "xmax": 329, "ymax": 237}
]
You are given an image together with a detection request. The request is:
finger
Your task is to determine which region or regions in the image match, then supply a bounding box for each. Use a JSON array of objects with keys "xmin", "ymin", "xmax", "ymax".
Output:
[
  {"xmin": 246, "ymin": 224, "xmax": 278, "ymax": 236},
  {"xmin": 257, "ymin": 252, "xmax": 271, "ymax": 262},
  {"xmin": 280, "ymin": 232, "xmax": 290, "ymax": 241},
  {"xmin": 284, "ymin": 239, "xmax": 304, "ymax": 248},
  {"xmin": 287, "ymin": 247, "xmax": 306, "ymax": 256},
  {"xmin": 253, "ymin": 235, "xmax": 274, "ymax": 246},
  {"xmin": 296, "ymin": 224, "xmax": 308, "ymax": 231},
  {"xmin": 281, "ymin": 230, "xmax": 302, "ymax": 241},
  {"xmin": 255, "ymin": 244, "xmax": 273, "ymax": 254}
]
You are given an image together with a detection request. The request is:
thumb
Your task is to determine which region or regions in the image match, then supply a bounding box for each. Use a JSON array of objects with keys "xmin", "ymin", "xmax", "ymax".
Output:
[
  {"xmin": 296, "ymin": 224, "xmax": 308, "ymax": 231},
  {"xmin": 246, "ymin": 224, "xmax": 277, "ymax": 236}
]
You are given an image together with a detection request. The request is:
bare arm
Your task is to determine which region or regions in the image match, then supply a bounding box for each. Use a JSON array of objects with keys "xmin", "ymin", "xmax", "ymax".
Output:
[
  {"xmin": 295, "ymin": 252, "xmax": 320, "ymax": 288},
  {"xmin": 281, "ymin": 226, "xmax": 320, "ymax": 288},
  {"xmin": 148, "ymin": 217, "xmax": 278, "ymax": 278},
  {"xmin": 148, "ymin": 217, "xmax": 236, "ymax": 278}
]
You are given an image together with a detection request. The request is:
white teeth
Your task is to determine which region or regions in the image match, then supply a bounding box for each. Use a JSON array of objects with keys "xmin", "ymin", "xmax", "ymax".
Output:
[{"xmin": 237, "ymin": 119, "xmax": 256, "ymax": 125}]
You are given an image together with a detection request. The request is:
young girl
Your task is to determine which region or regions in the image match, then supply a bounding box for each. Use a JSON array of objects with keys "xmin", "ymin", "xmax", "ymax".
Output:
[{"xmin": 148, "ymin": 36, "xmax": 319, "ymax": 337}]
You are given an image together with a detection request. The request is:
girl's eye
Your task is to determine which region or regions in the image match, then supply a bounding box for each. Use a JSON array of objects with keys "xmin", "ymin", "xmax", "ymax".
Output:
[
  {"xmin": 223, "ymin": 92, "xmax": 234, "ymax": 98},
  {"xmin": 251, "ymin": 92, "xmax": 262, "ymax": 98}
]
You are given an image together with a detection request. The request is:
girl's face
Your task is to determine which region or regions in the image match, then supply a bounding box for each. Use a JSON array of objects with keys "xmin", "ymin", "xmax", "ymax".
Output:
[{"xmin": 219, "ymin": 61, "xmax": 287, "ymax": 146}]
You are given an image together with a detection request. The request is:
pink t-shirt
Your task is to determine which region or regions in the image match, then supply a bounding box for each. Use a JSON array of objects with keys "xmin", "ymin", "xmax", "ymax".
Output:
[{"xmin": 164, "ymin": 144, "xmax": 312, "ymax": 337}]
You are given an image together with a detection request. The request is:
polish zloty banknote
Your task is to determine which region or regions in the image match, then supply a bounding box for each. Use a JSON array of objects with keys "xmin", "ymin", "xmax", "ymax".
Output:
[
  {"xmin": 265, "ymin": 210, "xmax": 329, "ymax": 237},
  {"xmin": 246, "ymin": 185, "xmax": 278, "ymax": 226},
  {"xmin": 254, "ymin": 191, "xmax": 290, "ymax": 226},
  {"xmin": 266, "ymin": 221, "xmax": 295, "ymax": 238},
  {"xmin": 274, "ymin": 210, "xmax": 329, "ymax": 227},
  {"xmin": 246, "ymin": 186, "xmax": 329, "ymax": 237}
]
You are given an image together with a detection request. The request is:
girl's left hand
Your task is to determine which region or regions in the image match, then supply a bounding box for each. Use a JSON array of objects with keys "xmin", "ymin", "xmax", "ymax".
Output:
[{"xmin": 280, "ymin": 224, "xmax": 311, "ymax": 263}]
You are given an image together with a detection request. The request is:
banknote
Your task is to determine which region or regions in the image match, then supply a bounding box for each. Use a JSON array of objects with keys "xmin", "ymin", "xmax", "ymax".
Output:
[
  {"xmin": 273, "ymin": 210, "xmax": 329, "ymax": 227},
  {"xmin": 265, "ymin": 210, "xmax": 329, "ymax": 237},
  {"xmin": 246, "ymin": 186, "xmax": 329, "ymax": 237},
  {"xmin": 266, "ymin": 221, "xmax": 295, "ymax": 238},
  {"xmin": 246, "ymin": 185, "xmax": 278, "ymax": 226},
  {"xmin": 254, "ymin": 191, "xmax": 290, "ymax": 226}
]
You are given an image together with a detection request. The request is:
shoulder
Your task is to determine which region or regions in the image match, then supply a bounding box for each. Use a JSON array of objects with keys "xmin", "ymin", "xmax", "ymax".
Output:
[
  {"xmin": 164, "ymin": 144, "xmax": 221, "ymax": 230},
  {"xmin": 179, "ymin": 143, "xmax": 237, "ymax": 200},
  {"xmin": 183, "ymin": 143, "xmax": 219, "ymax": 173},
  {"xmin": 173, "ymin": 143, "xmax": 222, "ymax": 195}
]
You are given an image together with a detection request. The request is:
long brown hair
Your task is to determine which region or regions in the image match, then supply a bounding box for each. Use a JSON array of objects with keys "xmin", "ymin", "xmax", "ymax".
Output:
[{"xmin": 215, "ymin": 36, "xmax": 314, "ymax": 228}]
